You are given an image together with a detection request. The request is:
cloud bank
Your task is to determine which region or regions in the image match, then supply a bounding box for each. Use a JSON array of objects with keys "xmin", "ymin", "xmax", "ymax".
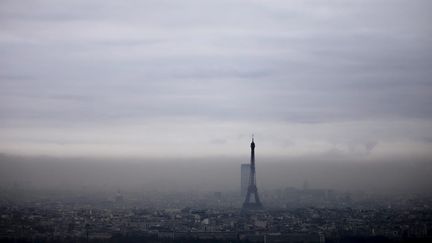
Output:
[{"xmin": 0, "ymin": 0, "xmax": 431, "ymax": 159}]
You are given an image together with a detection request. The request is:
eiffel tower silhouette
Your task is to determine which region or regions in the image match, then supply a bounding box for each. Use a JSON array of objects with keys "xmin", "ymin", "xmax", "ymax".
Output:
[{"xmin": 242, "ymin": 136, "xmax": 263, "ymax": 213}]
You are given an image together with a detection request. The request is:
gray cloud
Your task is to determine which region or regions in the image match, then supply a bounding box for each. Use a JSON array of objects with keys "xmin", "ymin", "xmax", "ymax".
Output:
[{"xmin": 0, "ymin": 0, "xmax": 431, "ymax": 158}]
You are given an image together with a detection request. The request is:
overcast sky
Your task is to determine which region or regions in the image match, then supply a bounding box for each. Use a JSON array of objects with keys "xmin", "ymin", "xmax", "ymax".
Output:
[{"xmin": 0, "ymin": 0, "xmax": 431, "ymax": 160}]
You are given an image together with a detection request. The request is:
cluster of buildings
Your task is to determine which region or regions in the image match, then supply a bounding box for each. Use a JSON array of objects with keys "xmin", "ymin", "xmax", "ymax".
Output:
[{"xmin": 0, "ymin": 191, "xmax": 431, "ymax": 242}]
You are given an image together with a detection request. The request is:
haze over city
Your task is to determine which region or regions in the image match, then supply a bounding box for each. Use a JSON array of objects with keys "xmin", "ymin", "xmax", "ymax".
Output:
[{"xmin": 0, "ymin": 1, "xmax": 432, "ymax": 242}]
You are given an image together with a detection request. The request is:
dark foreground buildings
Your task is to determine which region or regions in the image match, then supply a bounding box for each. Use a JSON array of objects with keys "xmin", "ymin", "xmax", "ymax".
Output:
[{"xmin": 1, "ymin": 193, "xmax": 431, "ymax": 243}]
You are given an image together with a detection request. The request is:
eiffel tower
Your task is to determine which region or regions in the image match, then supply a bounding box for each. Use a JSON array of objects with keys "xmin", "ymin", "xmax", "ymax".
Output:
[{"xmin": 242, "ymin": 136, "xmax": 263, "ymax": 213}]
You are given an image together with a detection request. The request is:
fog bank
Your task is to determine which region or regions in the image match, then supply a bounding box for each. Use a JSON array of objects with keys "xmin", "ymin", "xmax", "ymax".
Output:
[{"xmin": 1, "ymin": 154, "xmax": 431, "ymax": 194}]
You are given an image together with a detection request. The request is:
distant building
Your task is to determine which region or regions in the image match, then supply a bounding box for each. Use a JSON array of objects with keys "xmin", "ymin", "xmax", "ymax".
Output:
[
  {"xmin": 115, "ymin": 190, "xmax": 124, "ymax": 204},
  {"xmin": 214, "ymin": 191, "xmax": 222, "ymax": 200},
  {"xmin": 241, "ymin": 164, "xmax": 250, "ymax": 196},
  {"xmin": 303, "ymin": 179, "xmax": 310, "ymax": 191}
]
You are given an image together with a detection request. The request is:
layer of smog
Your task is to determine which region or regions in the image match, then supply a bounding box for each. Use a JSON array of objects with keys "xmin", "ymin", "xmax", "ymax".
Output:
[{"xmin": 2, "ymin": 154, "xmax": 431, "ymax": 194}]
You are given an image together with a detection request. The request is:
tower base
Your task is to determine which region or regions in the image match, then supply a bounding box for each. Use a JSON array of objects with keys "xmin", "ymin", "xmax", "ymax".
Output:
[{"xmin": 241, "ymin": 202, "xmax": 264, "ymax": 214}]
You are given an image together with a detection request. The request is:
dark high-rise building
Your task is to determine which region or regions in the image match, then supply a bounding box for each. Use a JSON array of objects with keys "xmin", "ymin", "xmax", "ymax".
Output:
[
  {"xmin": 241, "ymin": 164, "xmax": 250, "ymax": 196},
  {"xmin": 242, "ymin": 136, "xmax": 263, "ymax": 212}
]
